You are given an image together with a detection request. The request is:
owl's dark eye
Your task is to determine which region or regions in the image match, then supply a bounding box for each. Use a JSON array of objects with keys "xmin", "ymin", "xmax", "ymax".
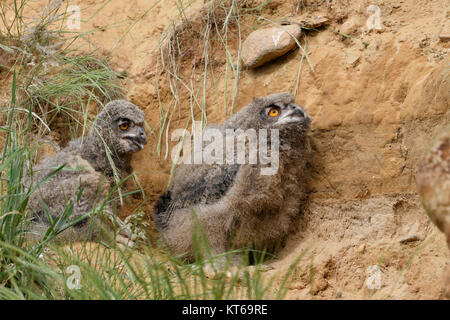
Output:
[{"xmin": 268, "ymin": 106, "xmax": 280, "ymax": 117}]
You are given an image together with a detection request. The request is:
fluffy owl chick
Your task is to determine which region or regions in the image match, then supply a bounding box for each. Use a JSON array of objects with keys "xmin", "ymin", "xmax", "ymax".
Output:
[
  {"xmin": 154, "ymin": 92, "xmax": 311, "ymax": 263},
  {"xmin": 416, "ymin": 132, "xmax": 450, "ymax": 297},
  {"xmin": 27, "ymin": 100, "xmax": 147, "ymax": 244}
]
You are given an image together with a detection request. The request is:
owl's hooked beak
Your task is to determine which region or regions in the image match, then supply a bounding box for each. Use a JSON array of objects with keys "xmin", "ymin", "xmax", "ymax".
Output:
[
  {"xmin": 123, "ymin": 127, "xmax": 148, "ymax": 151},
  {"xmin": 275, "ymin": 103, "xmax": 310, "ymax": 126}
]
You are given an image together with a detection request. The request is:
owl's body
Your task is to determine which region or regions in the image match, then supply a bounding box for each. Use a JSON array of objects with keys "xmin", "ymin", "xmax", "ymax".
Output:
[
  {"xmin": 154, "ymin": 93, "xmax": 311, "ymax": 262},
  {"xmin": 27, "ymin": 100, "xmax": 147, "ymax": 244}
]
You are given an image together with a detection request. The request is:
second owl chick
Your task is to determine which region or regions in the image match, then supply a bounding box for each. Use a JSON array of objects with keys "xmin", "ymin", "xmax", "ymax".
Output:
[
  {"xmin": 26, "ymin": 100, "xmax": 147, "ymax": 246},
  {"xmin": 154, "ymin": 92, "xmax": 311, "ymax": 263}
]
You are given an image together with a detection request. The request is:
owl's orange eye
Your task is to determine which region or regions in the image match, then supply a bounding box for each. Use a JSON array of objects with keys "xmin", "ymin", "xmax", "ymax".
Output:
[
  {"xmin": 268, "ymin": 107, "xmax": 280, "ymax": 117},
  {"xmin": 119, "ymin": 123, "xmax": 129, "ymax": 131}
]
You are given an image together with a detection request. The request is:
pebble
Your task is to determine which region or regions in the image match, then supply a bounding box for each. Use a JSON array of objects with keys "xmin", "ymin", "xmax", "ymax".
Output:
[{"xmin": 400, "ymin": 234, "xmax": 423, "ymax": 244}]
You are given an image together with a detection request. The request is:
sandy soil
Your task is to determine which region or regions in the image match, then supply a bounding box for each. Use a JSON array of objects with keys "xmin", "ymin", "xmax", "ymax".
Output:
[{"xmin": 2, "ymin": 0, "xmax": 449, "ymax": 299}]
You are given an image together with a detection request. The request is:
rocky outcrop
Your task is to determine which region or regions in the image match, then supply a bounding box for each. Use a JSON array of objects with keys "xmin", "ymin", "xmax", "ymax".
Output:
[{"xmin": 416, "ymin": 132, "xmax": 450, "ymax": 298}]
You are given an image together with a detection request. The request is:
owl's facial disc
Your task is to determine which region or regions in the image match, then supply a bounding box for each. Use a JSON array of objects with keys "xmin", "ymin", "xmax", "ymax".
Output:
[{"xmin": 117, "ymin": 118, "xmax": 148, "ymax": 152}]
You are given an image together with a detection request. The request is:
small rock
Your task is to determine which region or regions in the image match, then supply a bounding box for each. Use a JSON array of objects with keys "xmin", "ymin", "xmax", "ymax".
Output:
[
  {"xmin": 400, "ymin": 234, "xmax": 423, "ymax": 244},
  {"xmin": 439, "ymin": 34, "xmax": 450, "ymax": 42},
  {"xmin": 92, "ymin": 23, "xmax": 106, "ymax": 31},
  {"xmin": 241, "ymin": 24, "xmax": 301, "ymax": 68},
  {"xmin": 290, "ymin": 282, "xmax": 306, "ymax": 290},
  {"xmin": 116, "ymin": 68, "xmax": 128, "ymax": 79},
  {"xmin": 336, "ymin": 291, "xmax": 343, "ymax": 299},
  {"xmin": 359, "ymin": 243, "xmax": 366, "ymax": 253},
  {"xmin": 311, "ymin": 278, "xmax": 328, "ymax": 295},
  {"xmin": 418, "ymin": 36, "xmax": 430, "ymax": 49},
  {"xmin": 345, "ymin": 51, "xmax": 361, "ymax": 67},
  {"xmin": 256, "ymin": 264, "xmax": 275, "ymax": 272},
  {"xmin": 340, "ymin": 17, "xmax": 361, "ymax": 35},
  {"xmin": 301, "ymin": 16, "xmax": 330, "ymax": 29}
]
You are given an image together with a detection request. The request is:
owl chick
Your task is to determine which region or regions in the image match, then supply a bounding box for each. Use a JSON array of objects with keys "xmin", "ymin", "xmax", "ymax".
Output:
[
  {"xmin": 416, "ymin": 131, "xmax": 450, "ymax": 297},
  {"xmin": 154, "ymin": 92, "xmax": 311, "ymax": 263},
  {"xmin": 27, "ymin": 100, "xmax": 147, "ymax": 245}
]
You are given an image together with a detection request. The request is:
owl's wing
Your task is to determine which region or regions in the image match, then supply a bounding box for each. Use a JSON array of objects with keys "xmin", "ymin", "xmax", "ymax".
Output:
[
  {"xmin": 28, "ymin": 153, "xmax": 111, "ymax": 228},
  {"xmin": 154, "ymin": 163, "xmax": 240, "ymax": 229}
]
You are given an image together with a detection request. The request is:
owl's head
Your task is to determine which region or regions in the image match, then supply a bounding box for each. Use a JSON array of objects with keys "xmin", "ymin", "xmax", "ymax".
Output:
[
  {"xmin": 91, "ymin": 100, "xmax": 147, "ymax": 154},
  {"xmin": 226, "ymin": 92, "xmax": 311, "ymax": 137}
]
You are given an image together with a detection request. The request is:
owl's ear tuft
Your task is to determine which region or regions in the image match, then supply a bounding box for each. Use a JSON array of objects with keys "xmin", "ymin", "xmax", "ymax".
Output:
[{"xmin": 252, "ymin": 97, "xmax": 266, "ymax": 106}]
